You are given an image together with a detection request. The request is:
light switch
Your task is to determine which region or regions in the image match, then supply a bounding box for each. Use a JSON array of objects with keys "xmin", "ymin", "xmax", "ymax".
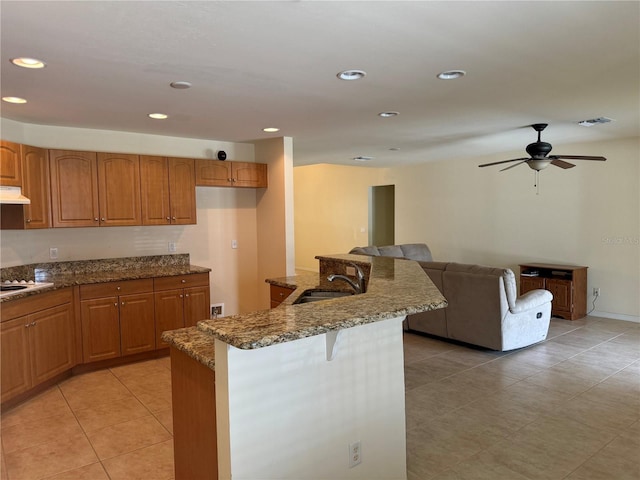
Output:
[{"xmin": 231, "ymin": 240, "xmax": 238, "ymax": 249}]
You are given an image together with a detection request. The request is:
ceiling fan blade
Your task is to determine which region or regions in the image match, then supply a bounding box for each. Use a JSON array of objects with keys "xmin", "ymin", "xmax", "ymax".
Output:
[
  {"xmin": 549, "ymin": 155, "xmax": 606, "ymax": 161},
  {"xmin": 550, "ymin": 159, "xmax": 575, "ymax": 169},
  {"xmin": 478, "ymin": 157, "xmax": 530, "ymax": 168},
  {"xmin": 500, "ymin": 160, "xmax": 527, "ymax": 172}
]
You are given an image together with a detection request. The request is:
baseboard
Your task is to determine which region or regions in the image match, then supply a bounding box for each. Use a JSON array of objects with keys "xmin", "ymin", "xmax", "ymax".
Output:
[{"xmin": 590, "ymin": 310, "xmax": 640, "ymax": 323}]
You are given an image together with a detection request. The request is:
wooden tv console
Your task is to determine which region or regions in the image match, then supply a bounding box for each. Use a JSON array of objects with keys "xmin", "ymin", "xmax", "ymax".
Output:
[{"xmin": 519, "ymin": 263, "xmax": 588, "ymax": 320}]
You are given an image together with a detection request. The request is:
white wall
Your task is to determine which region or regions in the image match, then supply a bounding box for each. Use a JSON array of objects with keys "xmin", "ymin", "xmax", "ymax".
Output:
[
  {"xmin": 215, "ymin": 317, "xmax": 407, "ymax": 480},
  {"xmin": 294, "ymin": 137, "xmax": 640, "ymax": 321},
  {"xmin": 0, "ymin": 118, "xmax": 277, "ymax": 316}
]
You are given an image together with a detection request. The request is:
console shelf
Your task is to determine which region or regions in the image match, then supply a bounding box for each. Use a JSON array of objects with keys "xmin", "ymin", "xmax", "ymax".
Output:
[{"xmin": 519, "ymin": 263, "xmax": 588, "ymax": 320}]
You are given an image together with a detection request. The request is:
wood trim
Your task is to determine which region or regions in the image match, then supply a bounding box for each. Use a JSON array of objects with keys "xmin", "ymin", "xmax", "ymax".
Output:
[
  {"xmin": 171, "ymin": 347, "xmax": 218, "ymax": 480},
  {"xmin": 1, "ymin": 288, "xmax": 73, "ymax": 322}
]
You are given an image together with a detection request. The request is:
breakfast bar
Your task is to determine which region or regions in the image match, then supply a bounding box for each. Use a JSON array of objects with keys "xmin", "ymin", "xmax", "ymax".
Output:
[{"xmin": 163, "ymin": 254, "xmax": 447, "ymax": 480}]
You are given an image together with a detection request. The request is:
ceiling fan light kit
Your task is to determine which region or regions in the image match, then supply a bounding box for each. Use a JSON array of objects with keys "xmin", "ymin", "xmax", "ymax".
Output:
[{"xmin": 478, "ymin": 123, "xmax": 606, "ymax": 193}]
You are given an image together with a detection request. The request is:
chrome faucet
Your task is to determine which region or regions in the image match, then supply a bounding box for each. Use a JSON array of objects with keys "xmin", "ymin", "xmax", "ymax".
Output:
[{"xmin": 327, "ymin": 263, "xmax": 366, "ymax": 294}]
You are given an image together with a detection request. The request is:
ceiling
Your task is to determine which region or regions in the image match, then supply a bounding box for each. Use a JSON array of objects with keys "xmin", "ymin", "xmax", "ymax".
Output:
[{"xmin": 1, "ymin": 1, "xmax": 638, "ymax": 167}]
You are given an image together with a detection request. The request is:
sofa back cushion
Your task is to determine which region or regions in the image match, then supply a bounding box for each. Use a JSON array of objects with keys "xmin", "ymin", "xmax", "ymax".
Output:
[
  {"xmin": 442, "ymin": 263, "xmax": 510, "ymax": 350},
  {"xmin": 349, "ymin": 243, "xmax": 433, "ymax": 262}
]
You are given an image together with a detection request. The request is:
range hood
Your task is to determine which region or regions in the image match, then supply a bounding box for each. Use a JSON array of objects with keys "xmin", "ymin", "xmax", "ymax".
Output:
[{"xmin": 0, "ymin": 186, "xmax": 31, "ymax": 204}]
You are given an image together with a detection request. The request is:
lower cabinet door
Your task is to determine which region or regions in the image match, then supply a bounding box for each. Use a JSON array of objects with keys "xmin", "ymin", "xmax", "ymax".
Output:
[
  {"xmin": 120, "ymin": 292, "xmax": 156, "ymax": 356},
  {"xmin": 547, "ymin": 279, "xmax": 572, "ymax": 316},
  {"xmin": 154, "ymin": 289, "xmax": 184, "ymax": 348},
  {"xmin": 1, "ymin": 316, "xmax": 32, "ymax": 403},
  {"xmin": 29, "ymin": 303, "xmax": 75, "ymax": 385},
  {"xmin": 520, "ymin": 276, "xmax": 545, "ymax": 295},
  {"xmin": 184, "ymin": 286, "xmax": 210, "ymax": 327},
  {"xmin": 81, "ymin": 297, "xmax": 121, "ymax": 362}
]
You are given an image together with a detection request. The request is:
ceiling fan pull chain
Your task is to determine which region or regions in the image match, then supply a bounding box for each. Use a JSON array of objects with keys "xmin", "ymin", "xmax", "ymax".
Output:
[{"xmin": 535, "ymin": 170, "xmax": 540, "ymax": 195}]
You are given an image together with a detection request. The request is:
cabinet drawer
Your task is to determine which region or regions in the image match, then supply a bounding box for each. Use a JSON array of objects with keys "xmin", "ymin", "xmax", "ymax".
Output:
[
  {"xmin": 154, "ymin": 273, "xmax": 209, "ymax": 291},
  {"xmin": 270, "ymin": 285, "xmax": 295, "ymax": 303},
  {"xmin": 80, "ymin": 278, "xmax": 153, "ymax": 299}
]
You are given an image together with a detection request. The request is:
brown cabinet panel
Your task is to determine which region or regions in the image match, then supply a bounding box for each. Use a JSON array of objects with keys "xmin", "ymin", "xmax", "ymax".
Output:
[
  {"xmin": 22, "ymin": 145, "xmax": 51, "ymax": 228},
  {"xmin": 233, "ymin": 162, "xmax": 268, "ymax": 188},
  {"xmin": 120, "ymin": 292, "xmax": 156, "ymax": 355},
  {"xmin": 0, "ymin": 140, "xmax": 22, "ymax": 186},
  {"xmin": 547, "ymin": 278, "xmax": 572, "ymax": 314},
  {"xmin": 184, "ymin": 285, "xmax": 210, "ymax": 327},
  {"xmin": 97, "ymin": 153, "xmax": 141, "ymax": 226},
  {"xmin": 81, "ymin": 297, "xmax": 121, "ymax": 362},
  {"xmin": 80, "ymin": 278, "xmax": 154, "ymax": 299},
  {"xmin": 270, "ymin": 284, "xmax": 295, "ymax": 308},
  {"xmin": 49, "ymin": 150, "xmax": 99, "ymax": 227},
  {"xmin": 520, "ymin": 276, "xmax": 545, "ymax": 295},
  {"xmin": 29, "ymin": 303, "xmax": 75, "ymax": 385},
  {"xmin": 154, "ymin": 273, "xmax": 209, "ymax": 291},
  {"xmin": 168, "ymin": 157, "xmax": 196, "ymax": 224},
  {"xmin": 1, "ymin": 292, "xmax": 76, "ymax": 404},
  {"xmin": 195, "ymin": 159, "xmax": 267, "ymax": 188},
  {"xmin": 154, "ymin": 289, "xmax": 185, "ymax": 348},
  {"xmin": 140, "ymin": 155, "xmax": 171, "ymax": 225},
  {"xmin": 1, "ymin": 316, "xmax": 32, "ymax": 402},
  {"xmin": 195, "ymin": 159, "xmax": 231, "ymax": 186}
]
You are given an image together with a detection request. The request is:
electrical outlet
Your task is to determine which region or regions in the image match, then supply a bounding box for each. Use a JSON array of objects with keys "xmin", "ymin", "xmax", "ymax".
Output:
[
  {"xmin": 49, "ymin": 247, "xmax": 58, "ymax": 259},
  {"xmin": 210, "ymin": 303, "xmax": 224, "ymax": 318},
  {"xmin": 348, "ymin": 441, "xmax": 361, "ymax": 468},
  {"xmin": 168, "ymin": 242, "xmax": 177, "ymax": 253},
  {"xmin": 593, "ymin": 287, "xmax": 600, "ymax": 297}
]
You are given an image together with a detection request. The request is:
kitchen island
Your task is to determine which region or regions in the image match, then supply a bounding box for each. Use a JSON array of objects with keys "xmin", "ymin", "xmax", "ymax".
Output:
[{"xmin": 163, "ymin": 253, "xmax": 446, "ymax": 480}]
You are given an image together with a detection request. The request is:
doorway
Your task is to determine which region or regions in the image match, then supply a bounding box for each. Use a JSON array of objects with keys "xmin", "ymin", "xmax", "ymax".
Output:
[{"xmin": 369, "ymin": 185, "xmax": 395, "ymax": 246}]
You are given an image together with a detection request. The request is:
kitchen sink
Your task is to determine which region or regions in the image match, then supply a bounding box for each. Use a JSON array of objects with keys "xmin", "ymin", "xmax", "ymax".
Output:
[{"xmin": 293, "ymin": 289, "xmax": 355, "ymax": 304}]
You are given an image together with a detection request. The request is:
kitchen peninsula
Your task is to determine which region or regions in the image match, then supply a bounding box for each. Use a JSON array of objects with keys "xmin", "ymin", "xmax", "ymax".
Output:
[{"xmin": 163, "ymin": 253, "xmax": 446, "ymax": 480}]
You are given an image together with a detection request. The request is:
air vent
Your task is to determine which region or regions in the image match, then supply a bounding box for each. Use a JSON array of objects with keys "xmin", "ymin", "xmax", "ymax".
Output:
[
  {"xmin": 578, "ymin": 117, "xmax": 614, "ymax": 127},
  {"xmin": 352, "ymin": 156, "xmax": 373, "ymax": 162}
]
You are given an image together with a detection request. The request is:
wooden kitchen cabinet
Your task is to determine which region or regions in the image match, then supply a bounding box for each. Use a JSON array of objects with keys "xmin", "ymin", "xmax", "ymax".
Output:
[
  {"xmin": 520, "ymin": 263, "xmax": 588, "ymax": 320},
  {"xmin": 1, "ymin": 289, "xmax": 76, "ymax": 404},
  {"xmin": 50, "ymin": 150, "xmax": 142, "ymax": 227},
  {"xmin": 154, "ymin": 273, "xmax": 210, "ymax": 348},
  {"xmin": 49, "ymin": 149, "xmax": 100, "ymax": 227},
  {"xmin": 270, "ymin": 284, "xmax": 295, "ymax": 308},
  {"xmin": 97, "ymin": 152, "xmax": 142, "ymax": 226},
  {"xmin": 0, "ymin": 140, "xmax": 22, "ymax": 186},
  {"xmin": 195, "ymin": 159, "xmax": 268, "ymax": 188},
  {"xmin": 1, "ymin": 144, "xmax": 52, "ymax": 229},
  {"xmin": 140, "ymin": 155, "xmax": 196, "ymax": 225},
  {"xmin": 80, "ymin": 279, "xmax": 155, "ymax": 362}
]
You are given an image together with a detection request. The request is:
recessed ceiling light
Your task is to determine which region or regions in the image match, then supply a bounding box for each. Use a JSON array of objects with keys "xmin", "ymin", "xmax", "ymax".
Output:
[
  {"xmin": 170, "ymin": 81, "xmax": 192, "ymax": 89},
  {"xmin": 263, "ymin": 127, "xmax": 280, "ymax": 133},
  {"xmin": 437, "ymin": 70, "xmax": 466, "ymax": 80},
  {"xmin": 2, "ymin": 96, "xmax": 27, "ymax": 104},
  {"xmin": 337, "ymin": 70, "xmax": 367, "ymax": 81},
  {"xmin": 352, "ymin": 156, "xmax": 373, "ymax": 162},
  {"xmin": 10, "ymin": 57, "xmax": 46, "ymax": 69},
  {"xmin": 148, "ymin": 113, "xmax": 168, "ymax": 119},
  {"xmin": 378, "ymin": 111, "xmax": 399, "ymax": 118}
]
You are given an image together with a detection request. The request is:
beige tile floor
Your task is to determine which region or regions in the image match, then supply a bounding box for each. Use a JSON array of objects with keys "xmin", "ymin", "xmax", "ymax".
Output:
[{"xmin": 1, "ymin": 315, "xmax": 638, "ymax": 480}]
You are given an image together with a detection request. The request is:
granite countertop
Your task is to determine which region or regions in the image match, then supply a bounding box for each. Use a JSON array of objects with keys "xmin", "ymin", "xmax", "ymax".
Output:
[
  {"xmin": 0, "ymin": 254, "xmax": 210, "ymax": 303},
  {"xmin": 193, "ymin": 254, "xmax": 446, "ymax": 351}
]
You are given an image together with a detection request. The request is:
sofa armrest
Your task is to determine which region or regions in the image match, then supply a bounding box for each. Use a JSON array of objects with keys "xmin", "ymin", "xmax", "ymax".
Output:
[{"xmin": 510, "ymin": 289, "xmax": 553, "ymax": 314}]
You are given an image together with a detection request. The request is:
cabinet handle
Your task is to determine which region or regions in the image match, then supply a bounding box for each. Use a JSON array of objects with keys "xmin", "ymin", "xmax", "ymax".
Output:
[
  {"xmin": 116, "ymin": 286, "xmax": 121, "ymax": 291},
  {"xmin": 181, "ymin": 279, "xmax": 186, "ymax": 284},
  {"xmin": 279, "ymin": 292, "xmax": 284, "ymax": 297},
  {"xmin": 180, "ymin": 294, "xmax": 183, "ymax": 298},
  {"xmin": 94, "ymin": 218, "xmax": 99, "ymax": 222},
  {"xmin": 185, "ymin": 294, "xmax": 189, "ymax": 297},
  {"xmin": 30, "ymin": 321, "xmax": 36, "ymax": 327},
  {"xmin": 26, "ymin": 219, "xmax": 31, "ymax": 223},
  {"xmin": 114, "ymin": 302, "xmax": 118, "ymax": 307},
  {"xmin": 166, "ymin": 217, "xmax": 171, "ymax": 221},
  {"xmin": 101, "ymin": 217, "xmax": 106, "ymax": 222},
  {"xmin": 172, "ymin": 216, "xmax": 176, "ymax": 220}
]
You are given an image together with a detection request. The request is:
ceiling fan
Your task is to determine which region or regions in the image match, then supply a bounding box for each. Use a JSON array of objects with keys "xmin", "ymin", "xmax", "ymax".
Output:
[{"xmin": 478, "ymin": 123, "xmax": 607, "ymax": 172}]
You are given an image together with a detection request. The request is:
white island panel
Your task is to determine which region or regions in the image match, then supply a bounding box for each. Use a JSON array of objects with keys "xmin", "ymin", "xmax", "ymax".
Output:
[{"xmin": 215, "ymin": 316, "xmax": 407, "ymax": 480}]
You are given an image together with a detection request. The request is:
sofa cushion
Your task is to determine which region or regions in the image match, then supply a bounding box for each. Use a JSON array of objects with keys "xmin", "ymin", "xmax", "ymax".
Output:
[{"xmin": 349, "ymin": 243, "xmax": 433, "ymax": 262}]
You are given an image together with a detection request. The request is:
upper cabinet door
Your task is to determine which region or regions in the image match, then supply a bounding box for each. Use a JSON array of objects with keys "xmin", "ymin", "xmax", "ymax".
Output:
[
  {"xmin": 232, "ymin": 162, "xmax": 268, "ymax": 188},
  {"xmin": 195, "ymin": 159, "xmax": 232, "ymax": 186},
  {"xmin": 140, "ymin": 155, "xmax": 171, "ymax": 225},
  {"xmin": 49, "ymin": 150, "xmax": 100, "ymax": 227},
  {"xmin": 97, "ymin": 153, "xmax": 141, "ymax": 226},
  {"xmin": 22, "ymin": 145, "xmax": 51, "ymax": 229},
  {"xmin": 168, "ymin": 157, "xmax": 196, "ymax": 225},
  {"xmin": 0, "ymin": 140, "xmax": 22, "ymax": 186}
]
